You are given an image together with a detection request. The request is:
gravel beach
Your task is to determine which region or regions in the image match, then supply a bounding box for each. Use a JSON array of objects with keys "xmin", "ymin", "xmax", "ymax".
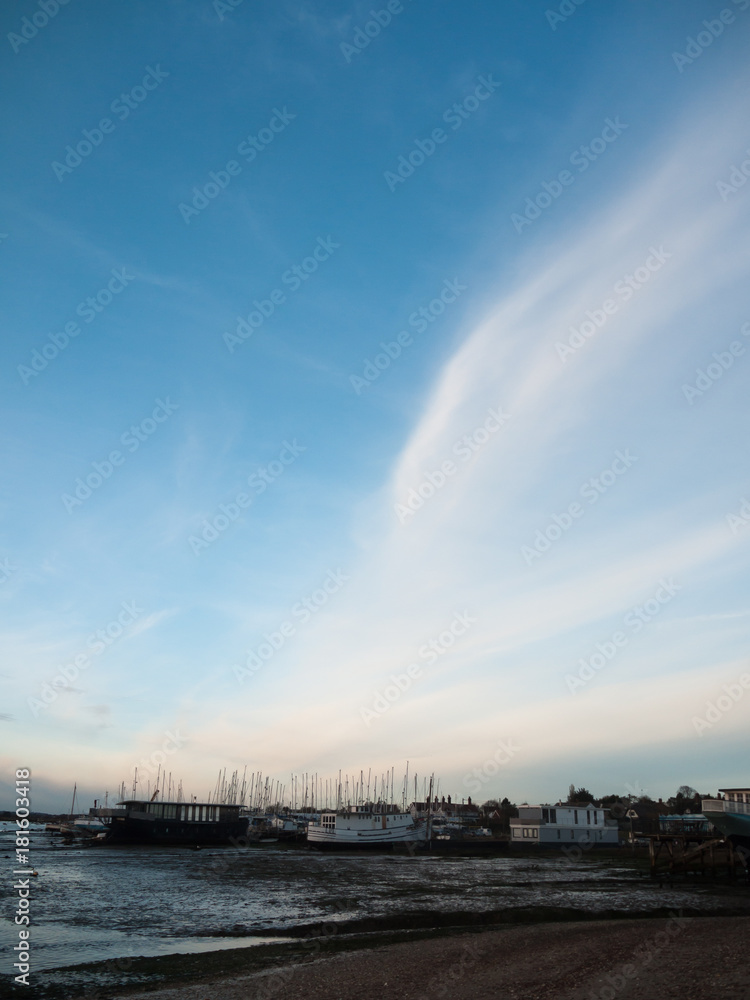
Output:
[{"xmin": 100, "ymin": 915, "xmax": 749, "ymax": 1000}]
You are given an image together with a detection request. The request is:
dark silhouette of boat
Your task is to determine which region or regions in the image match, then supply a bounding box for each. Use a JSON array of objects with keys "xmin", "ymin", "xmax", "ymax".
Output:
[{"xmin": 93, "ymin": 799, "xmax": 248, "ymax": 846}]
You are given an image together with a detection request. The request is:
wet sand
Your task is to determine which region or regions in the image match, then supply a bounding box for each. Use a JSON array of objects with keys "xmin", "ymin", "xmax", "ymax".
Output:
[{"xmin": 101, "ymin": 915, "xmax": 749, "ymax": 1000}]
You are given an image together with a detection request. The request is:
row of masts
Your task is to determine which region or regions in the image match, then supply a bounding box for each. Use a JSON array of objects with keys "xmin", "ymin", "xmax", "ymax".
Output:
[{"xmin": 111, "ymin": 763, "xmax": 440, "ymax": 813}]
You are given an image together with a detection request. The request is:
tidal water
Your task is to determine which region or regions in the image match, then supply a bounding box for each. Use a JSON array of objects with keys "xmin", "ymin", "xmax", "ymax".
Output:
[{"xmin": 1, "ymin": 823, "xmax": 747, "ymax": 973}]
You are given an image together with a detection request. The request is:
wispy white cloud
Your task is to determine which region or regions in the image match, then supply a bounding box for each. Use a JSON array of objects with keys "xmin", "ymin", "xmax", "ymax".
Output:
[
  {"xmin": 125, "ymin": 608, "xmax": 178, "ymax": 640},
  {"xmin": 176, "ymin": 82, "xmax": 750, "ymax": 791},
  {"xmin": 7, "ymin": 60, "xmax": 750, "ymax": 806}
]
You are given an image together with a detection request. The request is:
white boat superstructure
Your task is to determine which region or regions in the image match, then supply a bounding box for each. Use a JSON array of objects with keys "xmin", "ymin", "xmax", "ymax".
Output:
[
  {"xmin": 702, "ymin": 787, "xmax": 750, "ymax": 848},
  {"xmin": 307, "ymin": 802, "xmax": 426, "ymax": 848}
]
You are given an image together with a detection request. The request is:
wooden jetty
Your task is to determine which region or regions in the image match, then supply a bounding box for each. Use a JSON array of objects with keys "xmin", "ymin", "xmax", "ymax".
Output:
[{"xmin": 649, "ymin": 834, "xmax": 749, "ymax": 880}]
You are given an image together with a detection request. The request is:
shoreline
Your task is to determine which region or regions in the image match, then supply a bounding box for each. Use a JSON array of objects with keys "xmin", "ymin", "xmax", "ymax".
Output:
[
  {"xmin": 20, "ymin": 905, "xmax": 750, "ymax": 1000},
  {"xmin": 80, "ymin": 913, "xmax": 750, "ymax": 1000}
]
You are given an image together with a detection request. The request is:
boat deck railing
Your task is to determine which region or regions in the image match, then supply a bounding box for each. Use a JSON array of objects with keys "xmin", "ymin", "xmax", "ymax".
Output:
[{"xmin": 703, "ymin": 798, "xmax": 750, "ymax": 816}]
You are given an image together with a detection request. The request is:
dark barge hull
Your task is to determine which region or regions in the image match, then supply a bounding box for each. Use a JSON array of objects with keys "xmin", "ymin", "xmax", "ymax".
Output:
[
  {"xmin": 100, "ymin": 800, "xmax": 249, "ymax": 846},
  {"xmin": 107, "ymin": 815, "xmax": 248, "ymax": 845}
]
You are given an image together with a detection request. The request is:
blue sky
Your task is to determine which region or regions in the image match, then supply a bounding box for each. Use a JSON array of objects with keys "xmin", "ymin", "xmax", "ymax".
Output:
[{"xmin": 2, "ymin": 0, "xmax": 749, "ymax": 812}]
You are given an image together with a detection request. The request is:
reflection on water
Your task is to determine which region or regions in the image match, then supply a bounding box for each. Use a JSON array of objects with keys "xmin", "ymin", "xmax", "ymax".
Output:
[{"xmin": 0, "ymin": 823, "xmax": 745, "ymax": 970}]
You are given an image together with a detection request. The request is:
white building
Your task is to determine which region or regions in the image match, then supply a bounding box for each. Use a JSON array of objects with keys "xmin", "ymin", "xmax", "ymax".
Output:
[{"xmin": 510, "ymin": 803, "xmax": 619, "ymax": 846}]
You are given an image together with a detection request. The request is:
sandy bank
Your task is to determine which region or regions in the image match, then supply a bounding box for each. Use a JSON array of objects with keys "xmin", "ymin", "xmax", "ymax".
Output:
[{"xmin": 99, "ymin": 915, "xmax": 749, "ymax": 1000}]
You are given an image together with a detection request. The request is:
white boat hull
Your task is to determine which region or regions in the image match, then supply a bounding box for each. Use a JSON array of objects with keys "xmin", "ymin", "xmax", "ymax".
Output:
[{"xmin": 307, "ymin": 807, "xmax": 426, "ymax": 849}]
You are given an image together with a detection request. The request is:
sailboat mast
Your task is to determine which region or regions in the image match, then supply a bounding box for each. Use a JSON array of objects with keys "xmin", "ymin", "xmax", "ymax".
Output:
[{"xmin": 427, "ymin": 775, "xmax": 433, "ymax": 844}]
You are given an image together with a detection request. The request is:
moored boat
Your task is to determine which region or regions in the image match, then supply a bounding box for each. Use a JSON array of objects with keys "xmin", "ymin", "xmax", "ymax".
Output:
[
  {"xmin": 702, "ymin": 788, "xmax": 750, "ymax": 849},
  {"xmin": 307, "ymin": 802, "xmax": 426, "ymax": 849},
  {"xmin": 93, "ymin": 799, "xmax": 248, "ymax": 846},
  {"xmin": 269, "ymin": 814, "xmax": 308, "ymax": 840}
]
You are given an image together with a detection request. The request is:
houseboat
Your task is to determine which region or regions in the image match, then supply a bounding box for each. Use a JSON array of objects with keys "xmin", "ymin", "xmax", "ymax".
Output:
[
  {"xmin": 93, "ymin": 799, "xmax": 248, "ymax": 846},
  {"xmin": 510, "ymin": 802, "xmax": 619, "ymax": 847},
  {"xmin": 702, "ymin": 788, "xmax": 750, "ymax": 849},
  {"xmin": 307, "ymin": 802, "xmax": 427, "ymax": 849}
]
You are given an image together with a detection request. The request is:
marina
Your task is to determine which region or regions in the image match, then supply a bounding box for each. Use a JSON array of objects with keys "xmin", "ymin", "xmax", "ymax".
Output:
[
  {"xmin": 3, "ymin": 820, "xmax": 749, "ymax": 982},
  {"xmin": 39, "ymin": 773, "xmax": 750, "ymax": 868}
]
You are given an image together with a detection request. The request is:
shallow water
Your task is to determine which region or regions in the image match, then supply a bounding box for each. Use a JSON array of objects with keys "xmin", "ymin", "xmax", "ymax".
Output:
[{"xmin": 0, "ymin": 822, "xmax": 746, "ymax": 971}]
